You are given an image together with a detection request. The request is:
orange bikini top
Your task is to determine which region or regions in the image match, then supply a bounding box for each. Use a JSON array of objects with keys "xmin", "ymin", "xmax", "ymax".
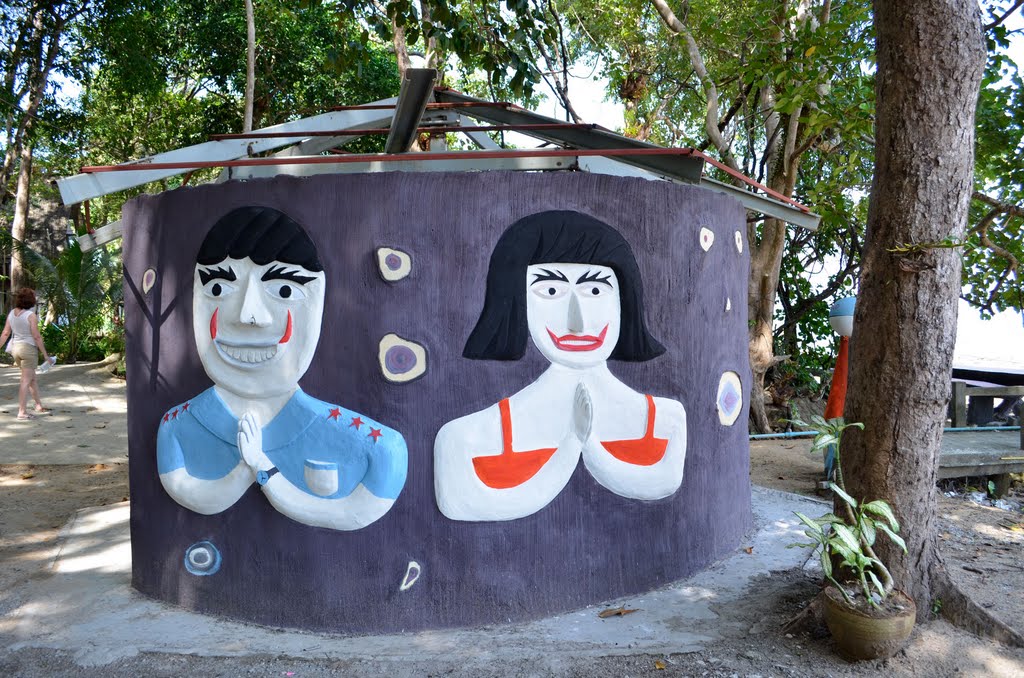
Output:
[{"xmin": 471, "ymin": 394, "xmax": 669, "ymax": 489}]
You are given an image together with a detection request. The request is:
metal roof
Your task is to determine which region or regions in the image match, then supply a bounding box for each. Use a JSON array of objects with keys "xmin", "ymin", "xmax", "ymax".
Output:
[{"xmin": 57, "ymin": 68, "xmax": 820, "ymax": 251}]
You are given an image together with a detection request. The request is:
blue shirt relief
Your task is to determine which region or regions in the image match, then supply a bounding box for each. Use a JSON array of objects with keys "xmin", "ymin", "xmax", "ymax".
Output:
[{"xmin": 157, "ymin": 387, "xmax": 407, "ymax": 501}]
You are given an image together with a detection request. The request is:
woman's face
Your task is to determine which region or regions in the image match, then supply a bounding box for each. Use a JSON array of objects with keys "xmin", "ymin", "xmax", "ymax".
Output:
[
  {"xmin": 526, "ymin": 263, "xmax": 621, "ymax": 368},
  {"xmin": 192, "ymin": 256, "xmax": 326, "ymax": 398}
]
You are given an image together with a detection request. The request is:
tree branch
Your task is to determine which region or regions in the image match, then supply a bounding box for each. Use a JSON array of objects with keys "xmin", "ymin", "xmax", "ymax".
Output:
[
  {"xmin": 650, "ymin": 0, "xmax": 740, "ymax": 171},
  {"xmin": 985, "ymin": 0, "xmax": 1024, "ymax": 30}
]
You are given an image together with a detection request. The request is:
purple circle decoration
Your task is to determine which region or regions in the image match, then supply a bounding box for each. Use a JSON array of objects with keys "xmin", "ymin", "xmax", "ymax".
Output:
[
  {"xmin": 384, "ymin": 345, "xmax": 417, "ymax": 374},
  {"xmin": 385, "ymin": 253, "xmax": 402, "ymax": 271}
]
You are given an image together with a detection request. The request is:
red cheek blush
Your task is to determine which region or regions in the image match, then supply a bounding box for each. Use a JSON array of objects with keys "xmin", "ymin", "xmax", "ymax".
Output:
[
  {"xmin": 210, "ymin": 308, "xmax": 218, "ymax": 339},
  {"xmin": 279, "ymin": 310, "xmax": 292, "ymax": 344}
]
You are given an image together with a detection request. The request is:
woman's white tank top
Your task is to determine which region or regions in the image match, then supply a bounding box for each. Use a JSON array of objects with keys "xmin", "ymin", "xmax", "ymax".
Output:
[{"xmin": 7, "ymin": 309, "xmax": 36, "ymax": 348}]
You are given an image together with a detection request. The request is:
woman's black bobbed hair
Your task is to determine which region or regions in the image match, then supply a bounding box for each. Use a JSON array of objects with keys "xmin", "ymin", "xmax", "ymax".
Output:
[
  {"xmin": 463, "ymin": 210, "xmax": 665, "ymax": 362},
  {"xmin": 197, "ymin": 205, "xmax": 322, "ymax": 271}
]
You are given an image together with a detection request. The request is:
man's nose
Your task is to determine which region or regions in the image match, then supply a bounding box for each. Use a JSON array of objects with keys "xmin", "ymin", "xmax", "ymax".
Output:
[
  {"xmin": 567, "ymin": 292, "xmax": 585, "ymax": 333},
  {"xmin": 238, "ymin": 277, "xmax": 273, "ymax": 327}
]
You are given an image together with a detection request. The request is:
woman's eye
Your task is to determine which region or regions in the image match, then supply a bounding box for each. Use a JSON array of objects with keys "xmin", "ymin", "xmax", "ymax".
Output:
[
  {"xmin": 531, "ymin": 281, "xmax": 569, "ymax": 299},
  {"xmin": 204, "ymin": 281, "xmax": 235, "ymax": 298},
  {"xmin": 265, "ymin": 282, "xmax": 306, "ymax": 300}
]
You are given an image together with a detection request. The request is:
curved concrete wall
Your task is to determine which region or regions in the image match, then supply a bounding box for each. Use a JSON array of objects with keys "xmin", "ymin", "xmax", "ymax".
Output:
[{"xmin": 123, "ymin": 171, "xmax": 752, "ymax": 632}]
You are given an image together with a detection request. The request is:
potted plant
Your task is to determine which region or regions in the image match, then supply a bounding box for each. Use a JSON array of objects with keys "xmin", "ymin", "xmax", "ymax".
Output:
[{"xmin": 790, "ymin": 416, "xmax": 916, "ymax": 661}]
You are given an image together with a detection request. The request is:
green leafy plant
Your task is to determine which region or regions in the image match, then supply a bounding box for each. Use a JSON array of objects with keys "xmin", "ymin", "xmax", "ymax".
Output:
[{"xmin": 789, "ymin": 416, "xmax": 908, "ymax": 608}]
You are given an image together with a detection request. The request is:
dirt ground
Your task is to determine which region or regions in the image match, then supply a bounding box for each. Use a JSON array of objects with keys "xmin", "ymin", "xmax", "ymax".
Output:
[{"xmin": 1, "ymin": 366, "xmax": 1023, "ymax": 676}]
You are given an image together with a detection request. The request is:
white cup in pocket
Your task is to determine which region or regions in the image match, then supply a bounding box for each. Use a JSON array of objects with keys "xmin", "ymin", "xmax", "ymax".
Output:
[{"xmin": 304, "ymin": 460, "xmax": 339, "ymax": 497}]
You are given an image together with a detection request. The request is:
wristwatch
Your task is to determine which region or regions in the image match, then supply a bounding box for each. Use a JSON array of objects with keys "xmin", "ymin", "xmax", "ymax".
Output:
[{"xmin": 256, "ymin": 467, "xmax": 279, "ymax": 486}]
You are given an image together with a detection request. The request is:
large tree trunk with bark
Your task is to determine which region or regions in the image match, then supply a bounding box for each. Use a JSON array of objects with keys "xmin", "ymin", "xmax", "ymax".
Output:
[
  {"xmin": 842, "ymin": 1, "xmax": 985, "ymax": 621},
  {"xmin": 10, "ymin": 141, "xmax": 33, "ymax": 292},
  {"xmin": 243, "ymin": 0, "xmax": 255, "ymax": 132}
]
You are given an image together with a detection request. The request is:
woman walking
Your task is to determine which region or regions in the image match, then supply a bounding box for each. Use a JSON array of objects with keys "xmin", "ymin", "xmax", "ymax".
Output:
[{"xmin": 1, "ymin": 288, "xmax": 52, "ymax": 420}]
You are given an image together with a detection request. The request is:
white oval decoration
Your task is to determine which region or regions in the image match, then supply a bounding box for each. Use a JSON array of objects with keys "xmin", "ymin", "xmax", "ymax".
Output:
[
  {"xmin": 377, "ymin": 247, "xmax": 412, "ymax": 281},
  {"xmin": 717, "ymin": 371, "xmax": 743, "ymax": 426},
  {"xmin": 734, "ymin": 231, "xmax": 743, "ymax": 254},
  {"xmin": 378, "ymin": 333, "xmax": 427, "ymax": 383},
  {"xmin": 699, "ymin": 227, "xmax": 715, "ymax": 252},
  {"xmin": 142, "ymin": 268, "xmax": 157, "ymax": 294},
  {"xmin": 400, "ymin": 560, "xmax": 421, "ymax": 591}
]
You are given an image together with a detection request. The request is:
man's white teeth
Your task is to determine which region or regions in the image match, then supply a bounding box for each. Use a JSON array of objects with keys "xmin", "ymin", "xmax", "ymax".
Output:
[{"xmin": 221, "ymin": 344, "xmax": 277, "ymax": 363}]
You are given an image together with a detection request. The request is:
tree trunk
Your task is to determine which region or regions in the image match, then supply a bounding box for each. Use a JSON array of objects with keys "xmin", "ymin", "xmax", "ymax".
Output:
[
  {"xmin": 842, "ymin": 0, "xmax": 985, "ymax": 621},
  {"xmin": 243, "ymin": 0, "xmax": 255, "ymax": 132},
  {"xmin": 10, "ymin": 141, "xmax": 33, "ymax": 292},
  {"xmin": 748, "ymin": 216, "xmax": 788, "ymax": 432}
]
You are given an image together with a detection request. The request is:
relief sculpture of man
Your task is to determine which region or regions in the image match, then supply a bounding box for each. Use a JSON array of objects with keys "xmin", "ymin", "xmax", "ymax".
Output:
[{"xmin": 157, "ymin": 206, "xmax": 407, "ymax": 530}]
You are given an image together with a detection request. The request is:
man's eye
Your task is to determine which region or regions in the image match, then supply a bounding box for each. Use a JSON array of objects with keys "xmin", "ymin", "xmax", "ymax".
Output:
[
  {"xmin": 264, "ymin": 281, "xmax": 306, "ymax": 300},
  {"xmin": 579, "ymin": 284, "xmax": 607, "ymax": 297},
  {"xmin": 531, "ymin": 280, "xmax": 569, "ymax": 300},
  {"xmin": 204, "ymin": 281, "xmax": 236, "ymax": 298}
]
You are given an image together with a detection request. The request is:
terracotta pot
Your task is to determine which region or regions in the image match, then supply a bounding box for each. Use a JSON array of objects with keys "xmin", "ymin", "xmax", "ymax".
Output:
[{"xmin": 823, "ymin": 585, "xmax": 916, "ymax": 661}]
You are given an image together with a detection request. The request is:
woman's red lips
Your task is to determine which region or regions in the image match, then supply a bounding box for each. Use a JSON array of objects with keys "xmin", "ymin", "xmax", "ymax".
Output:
[{"xmin": 547, "ymin": 325, "xmax": 609, "ymax": 352}]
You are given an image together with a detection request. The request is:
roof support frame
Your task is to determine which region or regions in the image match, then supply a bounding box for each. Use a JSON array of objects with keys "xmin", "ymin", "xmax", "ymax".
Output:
[{"xmin": 57, "ymin": 96, "xmax": 400, "ymax": 204}]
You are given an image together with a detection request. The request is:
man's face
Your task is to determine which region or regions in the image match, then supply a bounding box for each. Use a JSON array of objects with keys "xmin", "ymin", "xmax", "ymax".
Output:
[
  {"xmin": 526, "ymin": 262, "xmax": 621, "ymax": 369},
  {"xmin": 192, "ymin": 257, "xmax": 325, "ymax": 398}
]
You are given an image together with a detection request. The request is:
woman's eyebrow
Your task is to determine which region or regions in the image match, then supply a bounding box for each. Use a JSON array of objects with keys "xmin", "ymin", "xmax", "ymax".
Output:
[
  {"xmin": 531, "ymin": 268, "xmax": 569, "ymax": 284},
  {"xmin": 261, "ymin": 264, "xmax": 316, "ymax": 285},
  {"xmin": 198, "ymin": 266, "xmax": 236, "ymax": 285},
  {"xmin": 576, "ymin": 269, "xmax": 613, "ymax": 286}
]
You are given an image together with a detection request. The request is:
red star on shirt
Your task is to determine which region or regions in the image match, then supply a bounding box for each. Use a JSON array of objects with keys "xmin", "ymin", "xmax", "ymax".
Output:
[
  {"xmin": 349, "ymin": 416, "xmax": 363, "ymax": 429},
  {"xmin": 328, "ymin": 407, "xmax": 342, "ymax": 420},
  {"xmin": 163, "ymin": 413, "xmax": 170, "ymax": 423},
  {"xmin": 368, "ymin": 428, "xmax": 382, "ymax": 443},
  {"xmin": 182, "ymin": 402, "xmax": 190, "ymax": 412},
  {"xmin": 171, "ymin": 409, "xmax": 179, "ymax": 419}
]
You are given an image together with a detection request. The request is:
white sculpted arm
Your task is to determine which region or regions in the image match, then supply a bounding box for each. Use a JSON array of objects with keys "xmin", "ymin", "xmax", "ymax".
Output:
[
  {"xmin": 237, "ymin": 411, "xmax": 397, "ymax": 530},
  {"xmin": 583, "ymin": 397, "xmax": 687, "ymax": 500},
  {"xmin": 434, "ymin": 394, "xmax": 585, "ymax": 522},
  {"xmin": 159, "ymin": 464, "xmax": 256, "ymax": 514}
]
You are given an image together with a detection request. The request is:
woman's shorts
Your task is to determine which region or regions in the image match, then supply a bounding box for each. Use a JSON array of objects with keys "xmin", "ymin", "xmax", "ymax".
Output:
[{"xmin": 11, "ymin": 343, "xmax": 38, "ymax": 370}]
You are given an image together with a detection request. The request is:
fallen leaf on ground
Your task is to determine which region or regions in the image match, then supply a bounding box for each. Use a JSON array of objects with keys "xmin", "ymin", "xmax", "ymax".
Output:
[
  {"xmin": 598, "ymin": 606, "xmax": 639, "ymax": 618},
  {"xmin": 20, "ymin": 473, "xmax": 35, "ymax": 480},
  {"xmin": 744, "ymin": 546, "xmax": 754, "ymax": 554},
  {"xmin": 654, "ymin": 660, "xmax": 666, "ymax": 670},
  {"xmin": 86, "ymin": 464, "xmax": 109, "ymax": 474}
]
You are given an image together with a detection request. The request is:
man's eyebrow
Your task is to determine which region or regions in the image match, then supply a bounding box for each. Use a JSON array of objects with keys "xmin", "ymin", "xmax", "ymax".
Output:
[
  {"xmin": 261, "ymin": 264, "xmax": 316, "ymax": 285},
  {"xmin": 198, "ymin": 266, "xmax": 236, "ymax": 285},
  {"xmin": 576, "ymin": 269, "xmax": 613, "ymax": 286},
  {"xmin": 531, "ymin": 268, "xmax": 569, "ymax": 284}
]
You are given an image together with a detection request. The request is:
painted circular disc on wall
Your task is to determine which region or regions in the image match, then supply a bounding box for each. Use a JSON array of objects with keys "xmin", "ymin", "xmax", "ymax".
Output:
[
  {"xmin": 378, "ymin": 333, "xmax": 427, "ymax": 382},
  {"xmin": 699, "ymin": 227, "xmax": 715, "ymax": 252},
  {"xmin": 183, "ymin": 541, "xmax": 222, "ymax": 576},
  {"xmin": 717, "ymin": 371, "xmax": 743, "ymax": 426},
  {"xmin": 376, "ymin": 247, "xmax": 412, "ymax": 281}
]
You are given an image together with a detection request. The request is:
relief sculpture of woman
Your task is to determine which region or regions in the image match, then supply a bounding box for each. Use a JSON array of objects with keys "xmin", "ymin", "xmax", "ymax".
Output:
[{"xmin": 434, "ymin": 210, "xmax": 687, "ymax": 521}]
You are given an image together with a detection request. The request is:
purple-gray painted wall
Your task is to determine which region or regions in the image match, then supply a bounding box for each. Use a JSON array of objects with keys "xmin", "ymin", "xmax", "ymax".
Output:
[{"xmin": 123, "ymin": 171, "xmax": 752, "ymax": 632}]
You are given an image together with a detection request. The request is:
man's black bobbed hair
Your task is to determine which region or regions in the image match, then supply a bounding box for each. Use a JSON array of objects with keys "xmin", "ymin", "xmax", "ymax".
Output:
[
  {"xmin": 463, "ymin": 210, "xmax": 665, "ymax": 362},
  {"xmin": 197, "ymin": 206, "xmax": 322, "ymax": 271}
]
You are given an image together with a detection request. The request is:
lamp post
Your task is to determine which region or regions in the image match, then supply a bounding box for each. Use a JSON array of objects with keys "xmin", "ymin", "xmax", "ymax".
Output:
[{"xmin": 822, "ymin": 296, "xmax": 855, "ymax": 484}]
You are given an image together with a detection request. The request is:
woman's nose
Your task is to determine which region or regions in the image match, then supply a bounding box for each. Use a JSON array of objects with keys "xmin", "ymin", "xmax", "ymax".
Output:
[
  {"xmin": 238, "ymin": 277, "xmax": 273, "ymax": 327},
  {"xmin": 567, "ymin": 292, "xmax": 585, "ymax": 333}
]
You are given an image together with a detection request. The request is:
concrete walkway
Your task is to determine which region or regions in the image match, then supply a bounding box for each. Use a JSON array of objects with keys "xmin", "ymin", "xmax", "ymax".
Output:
[
  {"xmin": 0, "ymin": 361, "xmax": 127, "ymax": 465},
  {"xmin": 1, "ymin": 487, "xmax": 825, "ymax": 667}
]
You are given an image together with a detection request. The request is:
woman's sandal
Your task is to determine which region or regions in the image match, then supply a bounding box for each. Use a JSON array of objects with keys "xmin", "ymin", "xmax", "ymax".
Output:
[
  {"xmin": 16, "ymin": 413, "xmax": 35, "ymax": 420},
  {"xmin": 34, "ymin": 406, "xmax": 50, "ymax": 414}
]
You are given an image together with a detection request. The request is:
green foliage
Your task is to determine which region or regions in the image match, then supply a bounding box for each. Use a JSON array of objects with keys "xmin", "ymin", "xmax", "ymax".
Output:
[
  {"xmin": 787, "ymin": 417, "xmax": 906, "ymax": 608},
  {"xmin": 21, "ymin": 240, "xmax": 121, "ymax": 363}
]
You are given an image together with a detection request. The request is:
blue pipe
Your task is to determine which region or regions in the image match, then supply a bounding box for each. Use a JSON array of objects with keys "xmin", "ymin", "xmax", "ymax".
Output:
[{"xmin": 750, "ymin": 425, "xmax": 1020, "ymax": 440}]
